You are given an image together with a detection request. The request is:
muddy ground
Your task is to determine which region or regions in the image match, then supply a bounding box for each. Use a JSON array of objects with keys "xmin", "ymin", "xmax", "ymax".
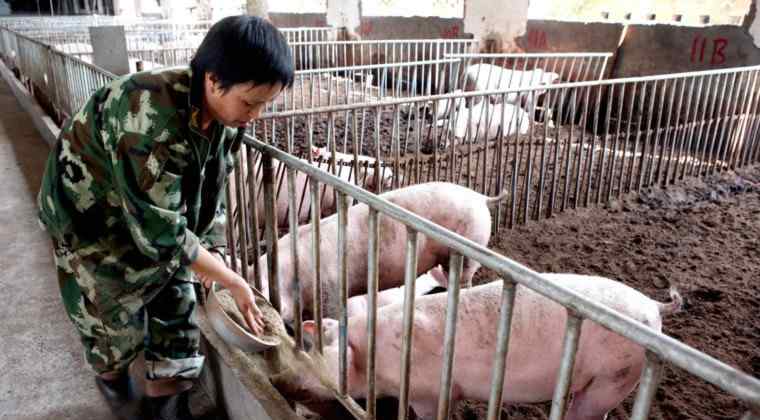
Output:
[{"xmin": 456, "ymin": 164, "xmax": 760, "ymax": 420}]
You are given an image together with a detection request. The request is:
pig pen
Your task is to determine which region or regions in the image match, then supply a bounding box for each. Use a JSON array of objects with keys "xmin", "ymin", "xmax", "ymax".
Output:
[
  {"xmin": 210, "ymin": 135, "xmax": 760, "ymax": 420},
  {"xmin": 213, "ymin": 65, "xmax": 760, "ymax": 420},
  {"xmin": 229, "ymin": 53, "xmax": 615, "ymax": 234}
]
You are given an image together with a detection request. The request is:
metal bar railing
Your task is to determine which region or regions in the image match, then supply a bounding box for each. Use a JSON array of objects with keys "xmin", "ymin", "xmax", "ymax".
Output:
[
  {"xmin": 238, "ymin": 136, "xmax": 760, "ymax": 420},
  {"xmin": 0, "ymin": 26, "xmax": 116, "ymax": 120},
  {"xmin": 251, "ymin": 64, "xmax": 760, "ymax": 230},
  {"xmin": 288, "ymin": 38, "xmax": 478, "ymax": 70},
  {"xmin": 260, "ymin": 58, "xmax": 463, "ymax": 115}
]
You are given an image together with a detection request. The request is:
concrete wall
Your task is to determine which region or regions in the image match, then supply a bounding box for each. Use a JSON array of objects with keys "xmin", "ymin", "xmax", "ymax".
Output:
[
  {"xmin": 270, "ymin": 0, "xmax": 528, "ymax": 46},
  {"xmin": 464, "ymin": 0, "xmax": 529, "ymax": 50},
  {"xmin": 270, "ymin": 13, "xmax": 327, "ymax": 28},
  {"xmin": 521, "ymin": 20, "xmax": 625, "ymax": 54},
  {"xmin": 614, "ymin": 24, "xmax": 760, "ymax": 78},
  {"xmin": 359, "ymin": 16, "xmax": 465, "ymax": 40},
  {"xmin": 89, "ymin": 26, "xmax": 130, "ymax": 76},
  {"xmin": 522, "ymin": 18, "xmax": 760, "ymax": 79}
]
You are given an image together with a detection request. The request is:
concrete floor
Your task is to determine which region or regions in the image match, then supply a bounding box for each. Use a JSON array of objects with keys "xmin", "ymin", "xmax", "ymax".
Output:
[{"xmin": 0, "ymin": 78, "xmax": 115, "ymax": 419}]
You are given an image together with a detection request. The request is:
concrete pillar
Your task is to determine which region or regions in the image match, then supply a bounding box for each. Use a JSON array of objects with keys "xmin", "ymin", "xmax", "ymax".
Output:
[
  {"xmin": 464, "ymin": 0, "xmax": 529, "ymax": 52},
  {"xmin": 246, "ymin": 0, "xmax": 269, "ymax": 18},
  {"xmin": 326, "ymin": 0, "xmax": 360, "ymax": 31},
  {"xmin": 749, "ymin": 0, "xmax": 760, "ymax": 48},
  {"xmin": 112, "ymin": 0, "xmax": 137, "ymax": 16},
  {"xmin": 89, "ymin": 26, "xmax": 130, "ymax": 75},
  {"xmin": 161, "ymin": 0, "xmax": 192, "ymax": 20}
]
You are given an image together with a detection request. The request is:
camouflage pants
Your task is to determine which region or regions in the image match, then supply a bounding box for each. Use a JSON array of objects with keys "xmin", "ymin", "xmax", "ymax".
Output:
[{"xmin": 54, "ymin": 242, "xmax": 205, "ymax": 380}]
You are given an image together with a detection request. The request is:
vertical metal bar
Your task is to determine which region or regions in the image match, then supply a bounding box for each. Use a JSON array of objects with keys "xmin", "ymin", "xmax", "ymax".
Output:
[
  {"xmin": 523, "ymin": 93, "xmax": 536, "ymax": 222},
  {"xmin": 584, "ymin": 80, "xmax": 603, "ymax": 206},
  {"xmin": 224, "ymin": 182, "xmax": 237, "ymax": 273},
  {"xmin": 366, "ymin": 208, "xmax": 380, "ymax": 420},
  {"xmin": 694, "ymin": 74, "xmax": 720, "ymax": 177},
  {"xmin": 234, "ymin": 150, "xmax": 249, "ymax": 282},
  {"xmin": 336, "ymin": 191, "xmax": 350, "ymax": 396},
  {"xmin": 684, "ymin": 75, "xmax": 708, "ymax": 178},
  {"xmin": 548, "ymin": 88, "xmax": 565, "ymax": 216},
  {"xmin": 710, "ymin": 72, "xmax": 738, "ymax": 174},
  {"xmin": 493, "ymin": 93, "xmax": 509, "ymax": 227},
  {"xmin": 572, "ymin": 84, "xmax": 590, "ymax": 208},
  {"xmin": 397, "ymin": 227, "xmax": 419, "ymax": 420},
  {"xmin": 629, "ymin": 352, "xmax": 664, "ymax": 420},
  {"xmin": 663, "ymin": 77, "xmax": 687, "ymax": 185},
  {"xmin": 715, "ymin": 72, "xmax": 742, "ymax": 172},
  {"xmin": 262, "ymin": 153, "xmax": 280, "ymax": 312},
  {"xmin": 547, "ymin": 312, "xmax": 583, "ymax": 420},
  {"xmin": 728, "ymin": 72, "xmax": 755, "ymax": 169},
  {"xmin": 435, "ymin": 253, "xmax": 464, "ymax": 420},
  {"xmin": 561, "ymin": 89, "xmax": 578, "ymax": 211},
  {"xmin": 595, "ymin": 83, "xmax": 614, "ymax": 205},
  {"xmin": 485, "ymin": 279, "xmax": 517, "ymax": 420},
  {"xmin": 286, "ymin": 167, "xmax": 303, "ymax": 350},
  {"xmin": 673, "ymin": 76, "xmax": 696, "ymax": 183},
  {"xmin": 628, "ymin": 80, "xmax": 647, "ymax": 192},
  {"xmin": 619, "ymin": 82, "xmax": 638, "ymax": 195}
]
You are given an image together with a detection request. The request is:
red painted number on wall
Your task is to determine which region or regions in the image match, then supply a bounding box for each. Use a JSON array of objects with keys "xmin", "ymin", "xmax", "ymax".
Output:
[
  {"xmin": 527, "ymin": 29, "xmax": 548, "ymax": 49},
  {"xmin": 359, "ymin": 22, "xmax": 374, "ymax": 37},
  {"xmin": 440, "ymin": 25, "xmax": 460, "ymax": 38},
  {"xmin": 691, "ymin": 35, "xmax": 728, "ymax": 65}
]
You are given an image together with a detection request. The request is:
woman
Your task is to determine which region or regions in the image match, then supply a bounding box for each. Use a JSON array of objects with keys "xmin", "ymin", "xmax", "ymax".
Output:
[{"xmin": 37, "ymin": 15, "xmax": 293, "ymax": 420}]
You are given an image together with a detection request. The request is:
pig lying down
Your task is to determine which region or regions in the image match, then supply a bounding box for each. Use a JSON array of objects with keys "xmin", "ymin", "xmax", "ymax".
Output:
[
  {"xmin": 287, "ymin": 275, "xmax": 682, "ymax": 420},
  {"xmin": 435, "ymin": 99, "xmax": 530, "ymax": 144},
  {"xmin": 254, "ymin": 182, "xmax": 507, "ymax": 325}
]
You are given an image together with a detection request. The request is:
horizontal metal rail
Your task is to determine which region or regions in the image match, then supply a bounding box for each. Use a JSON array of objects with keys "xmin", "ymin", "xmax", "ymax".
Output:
[{"xmin": 254, "ymin": 64, "xmax": 760, "ymax": 118}]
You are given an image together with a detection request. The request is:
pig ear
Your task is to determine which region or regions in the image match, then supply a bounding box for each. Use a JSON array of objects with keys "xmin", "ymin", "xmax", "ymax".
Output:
[
  {"xmin": 322, "ymin": 319, "xmax": 339, "ymax": 345},
  {"xmin": 302, "ymin": 320, "xmax": 318, "ymax": 337},
  {"xmin": 430, "ymin": 264, "xmax": 449, "ymax": 286}
]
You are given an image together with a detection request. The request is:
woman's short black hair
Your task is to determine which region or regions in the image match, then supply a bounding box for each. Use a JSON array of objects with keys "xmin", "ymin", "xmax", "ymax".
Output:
[{"xmin": 191, "ymin": 15, "xmax": 294, "ymax": 91}]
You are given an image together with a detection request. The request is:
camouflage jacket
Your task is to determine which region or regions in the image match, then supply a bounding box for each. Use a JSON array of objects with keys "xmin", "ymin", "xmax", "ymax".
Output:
[{"xmin": 38, "ymin": 67, "xmax": 242, "ymax": 289}]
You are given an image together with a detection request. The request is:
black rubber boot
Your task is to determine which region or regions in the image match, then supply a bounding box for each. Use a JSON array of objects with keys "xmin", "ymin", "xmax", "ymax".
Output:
[
  {"xmin": 94, "ymin": 375, "xmax": 143, "ymax": 420},
  {"xmin": 145, "ymin": 389, "xmax": 196, "ymax": 420}
]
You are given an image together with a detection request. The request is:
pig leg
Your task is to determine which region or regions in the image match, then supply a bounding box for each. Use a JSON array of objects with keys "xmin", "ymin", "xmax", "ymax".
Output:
[
  {"xmin": 431, "ymin": 258, "xmax": 480, "ymax": 288},
  {"xmin": 563, "ymin": 363, "xmax": 642, "ymax": 420},
  {"xmin": 460, "ymin": 258, "xmax": 481, "ymax": 288},
  {"xmin": 409, "ymin": 383, "xmax": 463, "ymax": 420}
]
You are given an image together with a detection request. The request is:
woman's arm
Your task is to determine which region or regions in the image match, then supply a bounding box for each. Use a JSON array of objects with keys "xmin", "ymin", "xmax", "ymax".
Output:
[{"xmin": 192, "ymin": 247, "xmax": 265, "ymax": 335}]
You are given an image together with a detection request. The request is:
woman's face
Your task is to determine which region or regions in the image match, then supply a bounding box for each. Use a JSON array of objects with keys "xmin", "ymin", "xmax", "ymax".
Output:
[{"xmin": 203, "ymin": 73, "xmax": 284, "ymax": 128}]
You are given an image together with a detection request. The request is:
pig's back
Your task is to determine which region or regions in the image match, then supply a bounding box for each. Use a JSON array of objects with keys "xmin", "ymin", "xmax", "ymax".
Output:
[{"xmin": 381, "ymin": 182, "xmax": 492, "ymax": 227}]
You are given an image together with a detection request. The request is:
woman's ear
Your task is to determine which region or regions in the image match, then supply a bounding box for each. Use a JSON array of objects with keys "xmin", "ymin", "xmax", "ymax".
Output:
[{"xmin": 205, "ymin": 72, "xmax": 221, "ymax": 96}]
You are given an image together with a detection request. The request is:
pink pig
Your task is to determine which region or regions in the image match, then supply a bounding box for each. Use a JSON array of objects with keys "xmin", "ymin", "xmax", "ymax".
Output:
[{"xmin": 292, "ymin": 274, "xmax": 681, "ymax": 420}]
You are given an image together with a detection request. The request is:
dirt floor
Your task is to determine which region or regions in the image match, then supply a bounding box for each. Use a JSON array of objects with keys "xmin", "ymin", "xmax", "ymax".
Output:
[{"xmin": 457, "ymin": 164, "xmax": 760, "ymax": 420}]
